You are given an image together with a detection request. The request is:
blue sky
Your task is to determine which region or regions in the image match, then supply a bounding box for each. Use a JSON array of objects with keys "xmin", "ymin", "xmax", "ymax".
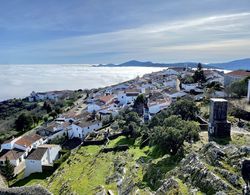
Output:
[{"xmin": 0, "ymin": 0, "xmax": 250, "ymax": 64}]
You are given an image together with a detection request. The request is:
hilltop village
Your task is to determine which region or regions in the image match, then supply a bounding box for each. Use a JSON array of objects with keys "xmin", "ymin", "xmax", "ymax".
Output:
[{"xmin": 0, "ymin": 64, "xmax": 250, "ymax": 194}]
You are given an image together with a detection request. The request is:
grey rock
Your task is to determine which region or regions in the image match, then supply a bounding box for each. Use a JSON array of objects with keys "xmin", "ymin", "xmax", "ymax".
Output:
[
  {"xmin": 156, "ymin": 177, "xmax": 179, "ymax": 195},
  {"xmin": 0, "ymin": 185, "xmax": 51, "ymax": 195}
]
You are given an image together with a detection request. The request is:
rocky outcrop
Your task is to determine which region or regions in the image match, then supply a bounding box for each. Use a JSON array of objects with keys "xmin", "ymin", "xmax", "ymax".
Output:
[
  {"xmin": 178, "ymin": 153, "xmax": 234, "ymax": 194},
  {"xmin": 155, "ymin": 177, "xmax": 179, "ymax": 195},
  {"xmin": 0, "ymin": 185, "xmax": 51, "ymax": 195}
]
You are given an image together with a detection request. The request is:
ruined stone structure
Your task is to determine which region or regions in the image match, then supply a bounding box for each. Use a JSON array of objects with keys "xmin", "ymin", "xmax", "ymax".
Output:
[
  {"xmin": 208, "ymin": 98, "xmax": 231, "ymax": 139},
  {"xmin": 248, "ymin": 80, "xmax": 250, "ymax": 103}
]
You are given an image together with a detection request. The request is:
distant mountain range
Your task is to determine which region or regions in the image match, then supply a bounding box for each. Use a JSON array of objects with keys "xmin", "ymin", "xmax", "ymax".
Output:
[
  {"xmin": 97, "ymin": 58, "xmax": 250, "ymax": 70},
  {"xmin": 209, "ymin": 58, "xmax": 250, "ymax": 70}
]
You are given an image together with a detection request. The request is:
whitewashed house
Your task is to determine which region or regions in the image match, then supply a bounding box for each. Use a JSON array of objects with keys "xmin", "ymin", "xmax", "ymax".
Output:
[
  {"xmin": 24, "ymin": 144, "xmax": 61, "ymax": 177},
  {"xmin": 0, "ymin": 149, "xmax": 26, "ymax": 174},
  {"xmin": 67, "ymin": 120, "xmax": 103, "ymax": 139},
  {"xmin": 117, "ymin": 89, "xmax": 141, "ymax": 105},
  {"xmin": 87, "ymin": 102, "xmax": 102, "ymax": 113},
  {"xmin": 29, "ymin": 91, "xmax": 63, "ymax": 102},
  {"xmin": 87, "ymin": 95, "xmax": 116, "ymax": 113},
  {"xmin": 1, "ymin": 138, "xmax": 18, "ymax": 151},
  {"xmin": 182, "ymin": 83, "xmax": 199, "ymax": 92},
  {"xmin": 1, "ymin": 134, "xmax": 44, "ymax": 157},
  {"xmin": 13, "ymin": 134, "xmax": 44, "ymax": 156},
  {"xmin": 148, "ymin": 98, "xmax": 172, "ymax": 115}
]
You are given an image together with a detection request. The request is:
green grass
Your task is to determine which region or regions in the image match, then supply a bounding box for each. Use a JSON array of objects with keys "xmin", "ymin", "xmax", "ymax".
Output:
[
  {"xmin": 231, "ymin": 133, "xmax": 250, "ymax": 146},
  {"xmin": 12, "ymin": 172, "xmax": 50, "ymax": 187}
]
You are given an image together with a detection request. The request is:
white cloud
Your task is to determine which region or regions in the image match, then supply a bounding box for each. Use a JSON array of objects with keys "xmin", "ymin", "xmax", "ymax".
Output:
[{"xmin": 2, "ymin": 12, "xmax": 250, "ymax": 63}]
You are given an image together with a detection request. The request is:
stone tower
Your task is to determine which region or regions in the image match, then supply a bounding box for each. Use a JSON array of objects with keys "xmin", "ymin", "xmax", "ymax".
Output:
[{"xmin": 208, "ymin": 98, "xmax": 231, "ymax": 139}]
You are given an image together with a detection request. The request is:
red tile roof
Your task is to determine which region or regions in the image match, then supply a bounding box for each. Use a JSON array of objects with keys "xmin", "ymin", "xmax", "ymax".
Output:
[
  {"xmin": 99, "ymin": 95, "xmax": 114, "ymax": 104},
  {"xmin": 226, "ymin": 70, "xmax": 250, "ymax": 77},
  {"xmin": 0, "ymin": 149, "xmax": 25, "ymax": 161},
  {"xmin": 15, "ymin": 134, "xmax": 42, "ymax": 148}
]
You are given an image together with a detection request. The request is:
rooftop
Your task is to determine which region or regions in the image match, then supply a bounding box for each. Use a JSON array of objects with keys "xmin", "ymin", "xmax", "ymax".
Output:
[
  {"xmin": 26, "ymin": 148, "xmax": 47, "ymax": 160},
  {"xmin": 0, "ymin": 149, "xmax": 25, "ymax": 161},
  {"xmin": 226, "ymin": 70, "xmax": 250, "ymax": 77},
  {"xmin": 210, "ymin": 98, "xmax": 227, "ymax": 102},
  {"xmin": 99, "ymin": 95, "xmax": 115, "ymax": 104},
  {"xmin": 15, "ymin": 134, "xmax": 42, "ymax": 147}
]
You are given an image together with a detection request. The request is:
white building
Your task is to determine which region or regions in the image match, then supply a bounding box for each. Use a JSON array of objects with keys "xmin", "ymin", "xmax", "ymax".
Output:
[
  {"xmin": 117, "ymin": 89, "xmax": 141, "ymax": 105},
  {"xmin": 87, "ymin": 95, "xmax": 116, "ymax": 113},
  {"xmin": 67, "ymin": 120, "xmax": 102, "ymax": 139},
  {"xmin": 0, "ymin": 149, "xmax": 26, "ymax": 174},
  {"xmin": 148, "ymin": 98, "xmax": 172, "ymax": 115},
  {"xmin": 13, "ymin": 134, "xmax": 44, "ymax": 156},
  {"xmin": 1, "ymin": 134, "xmax": 44, "ymax": 157},
  {"xmin": 28, "ymin": 91, "xmax": 65, "ymax": 102},
  {"xmin": 0, "ymin": 138, "xmax": 18, "ymax": 151},
  {"xmin": 24, "ymin": 144, "xmax": 61, "ymax": 177}
]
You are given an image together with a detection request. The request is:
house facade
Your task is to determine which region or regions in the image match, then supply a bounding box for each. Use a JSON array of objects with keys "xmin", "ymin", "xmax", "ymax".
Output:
[{"xmin": 24, "ymin": 144, "xmax": 61, "ymax": 177}]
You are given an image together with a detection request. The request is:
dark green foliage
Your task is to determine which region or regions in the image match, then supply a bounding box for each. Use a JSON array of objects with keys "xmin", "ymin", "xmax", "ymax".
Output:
[
  {"xmin": 1, "ymin": 157, "xmax": 15, "ymax": 185},
  {"xmin": 193, "ymin": 63, "xmax": 206, "ymax": 83},
  {"xmin": 15, "ymin": 113, "xmax": 34, "ymax": 131},
  {"xmin": 230, "ymin": 107, "xmax": 250, "ymax": 121},
  {"xmin": 206, "ymin": 81, "xmax": 223, "ymax": 91},
  {"xmin": 168, "ymin": 99, "xmax": 199, "ymax": 120},
  {"xmin": 148, "ymin": 115, "xmax": 200, "ymax": 155},
  {"xmin": 229, "ymin": 76, "xmax": 250, "ymax": 98},
  {"xmin": 91, "ymin": 110, "xmax": 96, "ymax": 120},
  {"xmin": 43, "ymin": 116, "xmax": 48, "ymax": 123},
  {"xmin": 49, "ymin": 111, "xmax": 57, "ymax": 119},
  {"xmin": 43, "ymin": 101, "xmax": 52, "ymax": 113},
  {"xmin": 182, "ymin": 75, "xmax": 195, "ymax": 84},
  {"xmin": 133, "ymin": 94, "xmax": 147, "ymax": 116}
]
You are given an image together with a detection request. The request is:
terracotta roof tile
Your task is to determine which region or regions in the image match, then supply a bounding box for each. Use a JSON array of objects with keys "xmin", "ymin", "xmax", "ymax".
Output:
[
  {"xmin": 0, "ymin": 149, "xmax": 25, "ymax": 161},
  {"xmin": 226, "ymin": 70, "xmax": 250, "ymax": 77},
  {"xmin": 15, "ymin": 134, "xmax": 42, "ymax": 148}
]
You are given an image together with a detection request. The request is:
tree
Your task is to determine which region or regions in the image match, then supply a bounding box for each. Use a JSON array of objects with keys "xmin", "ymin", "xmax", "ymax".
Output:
[
  {"xmin": 91, "ymin": 110, "xmax": 96, "ymax": 120},
  {"xmin": 32, "ymin": 115, "xmax": 39, "ymax": 125},
  {"xmin": 43, "ymin": 101, "xmax": 52, "ymax": 113},
  {"xmin": 49, "ymin": 111, "xmax": 57, "ymax": 119},
  {"xmin": 169, "ymin": 99, "xmax": 199, "ymax": 120},
  {"xmin": 1, "ymin": 157, "xmax": 14, "ymax": 185},
  {"xmin": 229, "ymin": 77, "xmax": 249, "ymax": 98},
  {"xmin": 15, "ymin": 113, "xmax": 34, "ymax": 131},
  {"xmin": 133, "ymin": 94, "xmax": 147, "ymax": 116},
  {"xmin": 193, "ymin": 63, "xmax": 206, "ymax": 83},
  {"xmin": 149, "ymin": 115, "xmax": 200, "ymax": 155},
  {"xmin": 43, "ymin": 116, "xmax": 48, "ymax": 123}
]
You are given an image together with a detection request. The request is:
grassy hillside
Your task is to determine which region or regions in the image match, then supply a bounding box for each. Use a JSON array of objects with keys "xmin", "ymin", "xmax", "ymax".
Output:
[{"xmin": 13, "ymin": 132, "xmax": 250, "ymax": 195}]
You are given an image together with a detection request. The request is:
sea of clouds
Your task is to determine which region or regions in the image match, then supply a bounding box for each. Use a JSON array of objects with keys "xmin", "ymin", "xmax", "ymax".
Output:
[{"xmin": 0, "ymin": 64, "xmax": 164, "ymax": 101}]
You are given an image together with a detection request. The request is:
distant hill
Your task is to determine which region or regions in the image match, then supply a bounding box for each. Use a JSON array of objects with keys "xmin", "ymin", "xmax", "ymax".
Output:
[
  {"xmin": 96, "ymin": 58, "xmax": 250, "ymax": 70},
  {"xmin": 209, "ymin": 58, "xmax": 250, "ymax": 70},
  {"xmin": 97, "ymin": 60, "xmax": 215, "ymax": 68}
]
